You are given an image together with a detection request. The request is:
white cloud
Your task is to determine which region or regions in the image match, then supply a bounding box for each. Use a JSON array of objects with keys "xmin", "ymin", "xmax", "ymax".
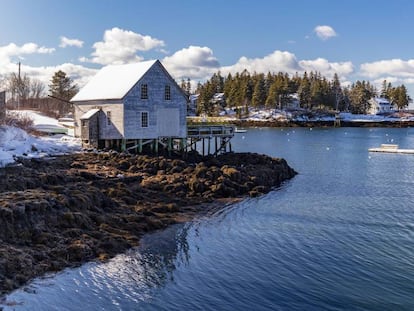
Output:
[
  {"xmin": 373, "ymin": 76, "xmax": 399, "ymax": 85},
  {"xmin": 0, "ymin": 43, "xmax": 55, "ymax": 69},
  {"xmin": 314, "ymin": 25, "xmax": 337, "ymax": 40},
  {"xmin": 299, "ymin": 58, "xmax": 354, "ymax": 78},
  {"xmin": 59, "ymin": 36, "xmax": 84, "ymax": 48},
  {"xmin": 360, "ymin": 59, "xmax": 414, "ymax": 78},
  {"xmin": 162, "ymin": 46, "xmax": 220, "ymax": 80},
  {"xmin": 82, "ymin": 27, "xmax": 165, "ymax": 65},
  {"xmin": 221, "ymin": 50, "xmax": 300, "ymax": 76},
  {"xmin": 218, "ymin": 51, "xmax": 353, "ymax": 83},
  {"xmin": 0, "ymin": 43, "xmax": 54, "ymax": 63},
  {"xmin": 358, "ymin": 59, "xmax": 414, "ymax": 95},
  {"xmin": 17, "ymin": 62, "xmax": 98, "ymax": 89}
]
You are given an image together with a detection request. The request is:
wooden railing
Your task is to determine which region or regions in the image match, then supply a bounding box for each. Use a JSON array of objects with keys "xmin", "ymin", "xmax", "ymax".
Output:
[{"xmin": 187, "ymin": 124, "xmax": 234, "ymax": 138}]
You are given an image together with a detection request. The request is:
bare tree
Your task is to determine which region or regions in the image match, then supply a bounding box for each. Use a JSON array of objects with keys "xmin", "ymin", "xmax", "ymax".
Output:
[
  {"xmin": 6, "ymin": 73, "xmax": 31, "ymax": 108},
  {"xmin": 30, "ymin": 78, "xmax": 45, "ymax": 99}
]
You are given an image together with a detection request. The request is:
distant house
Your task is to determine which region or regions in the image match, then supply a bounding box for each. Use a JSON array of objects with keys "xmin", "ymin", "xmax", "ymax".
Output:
[
  {"xmin": 188, "ymin": 94, "xmax": 199, "ymax": 116},
  {"xmin": 284, "ymin": 93, "xmax": 300, "ymax": 110},
  {"xmin": 368, "ymin": 97, "xmax": 394, "ymax": 115},
  {"xmin": 71, "ymin": 60, "xmax": 188, "ymax": 150},
  {"xmin": 211, "ymin": 92, "xmax": 225, "ymax": 104}
]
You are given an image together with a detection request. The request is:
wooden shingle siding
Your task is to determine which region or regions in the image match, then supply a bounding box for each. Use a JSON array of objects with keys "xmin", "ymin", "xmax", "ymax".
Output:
[
  {"xmin": 123, "ymin": 61, "xmax": 187, "ymax": 139},
  {"xmin": 74, "ymin": 101, "xmax": 123, "ymax": 139}
]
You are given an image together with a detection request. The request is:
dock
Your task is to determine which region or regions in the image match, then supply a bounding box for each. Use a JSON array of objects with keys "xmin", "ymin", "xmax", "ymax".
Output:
[
  {"xmin": 122, "ymin": 124, "xmax": 235, "ymax": 156},
  {"xmin": 187, "ymin": 124, "xmax": 234, "ymax": 156},
  {"xmin": 368, "ymin": 144, "xmax": 414, "ymax": 154}
]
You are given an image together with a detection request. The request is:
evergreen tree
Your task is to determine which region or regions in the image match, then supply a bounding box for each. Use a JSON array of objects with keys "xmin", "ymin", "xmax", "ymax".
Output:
[
  {"xmin": 240, "ymin": 69, "xmax": 253, "ymax": 114},
  {"xmin": 186, "ymin": 78, "xmax": 192, "ymax": 95},
  {"xmin": 180, "ymin": 78, "xmax": 187, "ymax": 95},
  {"xmin": 197, "ymin": 81, "xmax": 216, "ymax": 116},
  {"xmin": 210, "ymin": 71, "xmax": 224, "ymax": 93},
  {"xmin": 180, "ymin": 78, "xmax": 192, "ymax": 96},
  {"xmin": 331, "ymin": 73, "xmax": 342, "ymax": 110},
  {"xmin": 391, "ymin": 85, "xmax": 411, "ymax": 110},
  {"xmin": 265, "ymin": 72, "xmax": 274, "ymax": 97},
  {"xmin": 380, "ymin": 80, "xmax": 389, "ymax": 98},
  {"xmin": 348, "ymin": 80, "xmax": 374, "ymax": 114},
  {"xmin": 251, "ymin": 74, "xmax": 266, "ymax": 107},
  {"xmin": 49, "ymin": 70, "xmax": 78, "ymax": 101},
  {"xmin": 298, "ymin": 72, "xmax": 311, "ymax": 109}
]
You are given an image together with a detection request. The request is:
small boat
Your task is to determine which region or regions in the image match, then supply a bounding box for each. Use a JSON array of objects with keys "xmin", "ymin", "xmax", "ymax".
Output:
[
  {"xmin": 368, "ymin": 144, "xmax": 414, "ymax": 154},
  {"xmin": 235, "ymin": 127, "xmax": 247, "ymax": 133}
]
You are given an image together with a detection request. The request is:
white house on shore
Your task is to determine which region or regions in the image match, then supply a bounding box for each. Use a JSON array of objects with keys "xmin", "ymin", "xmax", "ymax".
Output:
[
  {"xmin": 368, "ymin": 97, "xmax": 394, "ymax": 115},
  {"xmin": 285, "ymin": 93, "xmax": 300, "ymax": 110},
  {"xmin": 71, "ymin": 60, "xmax": 188, "ymax": 151}
]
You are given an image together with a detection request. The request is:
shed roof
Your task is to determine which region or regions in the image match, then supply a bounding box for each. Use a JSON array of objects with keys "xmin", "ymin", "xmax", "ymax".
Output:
[
  {"xmin": 71, "ymin": 60, "xmax": 158, "ymax": 102},
  {"xmin": 80, "ymin": 108, "xmax": 100, "ymax": 120}
]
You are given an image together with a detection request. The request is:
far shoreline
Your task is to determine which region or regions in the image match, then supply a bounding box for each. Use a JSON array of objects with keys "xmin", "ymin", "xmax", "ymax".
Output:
[{"xmin": 227, "ymin": 119, "xmax": 414, "ymax": 128}]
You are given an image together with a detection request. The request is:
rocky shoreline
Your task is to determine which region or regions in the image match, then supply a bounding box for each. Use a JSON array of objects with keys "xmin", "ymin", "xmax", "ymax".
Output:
[{"xmin": 0, "ymin": 151, "xmax": 296, "ymax": 296}]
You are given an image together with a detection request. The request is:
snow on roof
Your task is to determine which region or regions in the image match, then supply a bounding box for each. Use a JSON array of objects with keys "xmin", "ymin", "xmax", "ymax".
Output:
[
  {"xmin": 71, "ymin": 60, "xmax": 158, "ymax": 102},
  {"xmin": 80, "ymin": 108, "xmax": 100, "ymax": 120},
  {"xmin": 373, "ymin": 97, "xmax": 391, "ymax": 104}
]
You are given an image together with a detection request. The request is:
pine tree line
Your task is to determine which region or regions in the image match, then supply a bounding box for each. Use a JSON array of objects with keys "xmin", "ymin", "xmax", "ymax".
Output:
[{"xmin": 193, "ymin": 70, "xmax": 411, "ymax": 116}]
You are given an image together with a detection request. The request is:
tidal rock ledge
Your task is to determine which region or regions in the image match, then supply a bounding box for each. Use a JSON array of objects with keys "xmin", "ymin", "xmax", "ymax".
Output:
[{"xmin": 0, "ymin": 151, "xmax": 296, "ymax": 295}]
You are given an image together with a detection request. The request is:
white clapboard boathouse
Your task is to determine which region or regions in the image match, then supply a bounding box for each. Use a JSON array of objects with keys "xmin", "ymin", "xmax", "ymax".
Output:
[{"xmin": 71, "ymin": 60, "xmax": 234, "ymax": 155}]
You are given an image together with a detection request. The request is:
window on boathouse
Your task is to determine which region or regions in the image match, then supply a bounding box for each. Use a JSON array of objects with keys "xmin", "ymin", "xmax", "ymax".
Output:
[
  {"xmin": 141, "ymin": 84, "xmax": 148, "ymax": 99},
  {"xmin": 107, "ymin": 111, "xmax": 111, "ymax": 126},
  {"xmin": 165, "ymin": 85, "xmax": 171, "ymax": 100},
  {"xmin": 141, "ymin": 111, "xmax": 148, "ymax": 128}
]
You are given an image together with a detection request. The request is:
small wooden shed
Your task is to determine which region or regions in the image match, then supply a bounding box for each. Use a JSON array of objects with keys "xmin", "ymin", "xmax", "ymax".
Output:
[{"xmin": 71, "ymin": 60, "xmax": 188, "ymax": 151}]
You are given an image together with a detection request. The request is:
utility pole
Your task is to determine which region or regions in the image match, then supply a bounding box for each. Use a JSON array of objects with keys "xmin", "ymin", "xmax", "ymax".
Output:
[{"xmin": 17, "ymin": 61, "xmax": 21, "ymax": 110}]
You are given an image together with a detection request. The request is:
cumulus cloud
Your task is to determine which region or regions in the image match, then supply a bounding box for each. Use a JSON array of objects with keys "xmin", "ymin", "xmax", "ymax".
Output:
[
  {"xmin": 221, "ymin": 50, "xmax": 300, "ymax": 76},
  {"xmin": 314, "ymin": 25, "xmax": 337, "ymax": 40},
  {"xmin": 0, "ymin": 43, "xmax": 55, "ymax": 70},
  {"xmin": 81, "ymin": 27, "xmax": 165, "ymax": 65},
  {"xmin": 59, "ymin": 36, "xmax": 84, "ymax": 48},
  {"xmin": 299, "ymin": 58, "xmax": 354, "ymax": 78},
  {"xmin": 162, "ymin": 45, "xmax": 220, "ymax": 80},
  {"xmin": 360, "ymin": 59, "xmax": 414, "ymax": 78},
  {"xmin": 12, "ymin": 62, "xmax": 97, "ymax": 89},
  {"xmin": 163, "ymin": 47, "xmax": 355, "ymax": 87},
  {"xmin": 217, "ymin": 50, "xmax": 353, "ymax": 83},
  {"xmin": 0, "ymin": 43, "xmax": 54, "ymax": 62},
  {"xmin": 359, "ymin": 59, "xmax": 414, "ymax": 92}
]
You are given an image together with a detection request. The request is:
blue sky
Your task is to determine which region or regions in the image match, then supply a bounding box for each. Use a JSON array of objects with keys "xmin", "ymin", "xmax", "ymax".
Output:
[{"xmin": 2, "ymin": 0, "xmax": 414, "ymax": 97}]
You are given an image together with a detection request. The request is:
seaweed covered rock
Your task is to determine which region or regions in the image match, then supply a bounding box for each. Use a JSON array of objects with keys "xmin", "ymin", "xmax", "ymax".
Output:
[{"xmin": 0, "ymin": 151, "xmax": 296, "ymax": 296}]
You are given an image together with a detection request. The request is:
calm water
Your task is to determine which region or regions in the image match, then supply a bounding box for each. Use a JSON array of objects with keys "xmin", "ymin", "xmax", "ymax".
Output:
[{"xmin": 4, "ymin": 127, "xmax": 414, "ymax": 310}]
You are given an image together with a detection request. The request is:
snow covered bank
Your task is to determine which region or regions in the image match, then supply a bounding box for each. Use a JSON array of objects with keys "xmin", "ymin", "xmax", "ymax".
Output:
[
  {"xmin": 0, "ymin": 125, "xmax": 80, "ymax": 167},
  {"xmin": 9, "ymin": 110, "xmax": 73, "ymax": 135},
  {"xmin": 1, "ymin": 110, "xmax": 81, "ymax": 167}
]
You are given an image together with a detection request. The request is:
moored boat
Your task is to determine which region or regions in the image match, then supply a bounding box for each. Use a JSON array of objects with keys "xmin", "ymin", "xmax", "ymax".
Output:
[{"xmin": 235, "ymin": 127, "xmax": 247, "ymax": 133}]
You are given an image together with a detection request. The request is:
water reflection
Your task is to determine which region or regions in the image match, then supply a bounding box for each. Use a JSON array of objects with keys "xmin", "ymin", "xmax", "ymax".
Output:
[
  {"xmin": 2, "ymin": 223, "xmax": 191, "ymax": 310},
  {"xmin": 4, "ymin": 127, "xmax": 414, "ymax": 310}
]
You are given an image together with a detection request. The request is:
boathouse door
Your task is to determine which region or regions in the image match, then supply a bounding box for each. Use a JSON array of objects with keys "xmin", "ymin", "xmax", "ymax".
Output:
[{"xmin": 157, "ymin": 108, "xmax": 179, "ymax": 137}]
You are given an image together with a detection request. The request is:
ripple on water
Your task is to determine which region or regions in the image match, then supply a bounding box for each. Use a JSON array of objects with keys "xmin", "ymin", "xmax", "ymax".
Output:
[{"xmin": 4, "ymin": 128, "xmax": 414, "ymax": 310}]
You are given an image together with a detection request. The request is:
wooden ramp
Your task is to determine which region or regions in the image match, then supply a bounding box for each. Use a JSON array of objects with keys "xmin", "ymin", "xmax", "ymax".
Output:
[{"xmin": 368, "ymin": 144, "xmax": 414, "ymax": 154}]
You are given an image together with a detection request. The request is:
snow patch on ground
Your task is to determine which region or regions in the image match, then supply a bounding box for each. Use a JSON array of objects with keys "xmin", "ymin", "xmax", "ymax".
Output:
[{"xmin": 0, "ymin": 111, "xmax": 81, "ymax": 168}]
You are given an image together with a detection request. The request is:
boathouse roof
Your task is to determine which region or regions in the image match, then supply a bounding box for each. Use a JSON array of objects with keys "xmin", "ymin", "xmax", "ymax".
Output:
[{"xmin": 71, "ymin": 59, "xmax": 158, "ymax": 102}]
